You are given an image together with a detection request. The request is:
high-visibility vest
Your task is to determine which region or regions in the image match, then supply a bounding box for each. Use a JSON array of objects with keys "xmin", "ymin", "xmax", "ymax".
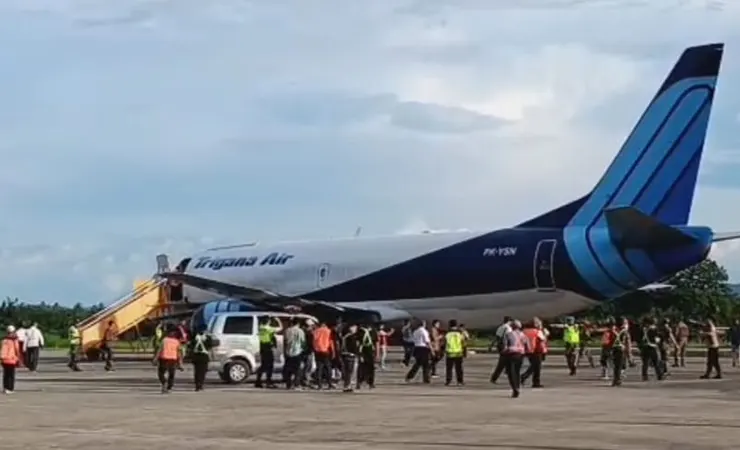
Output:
[
  {"xmin": 613, "ymin": 329, "xmax": 627, "ymax": 349},
  {"xmin": 504, "ymin": 332, "xmax": 525, "ymax": 354},
  {"xmin": 564, "ymin": 326, "xmax": 580, "ymax": 345},
  {"xmin": 258, "ymin": 325, "xmax": 275, "ymax": 346},
  {"xmin": 360, "ymin": 328, "xmax": 374, "ymax": 350},
  {"xmin": 445, "ymin": 330, "xmax": 464, "ymax": 357},
  {"xmin": 641, "ymin": 327, "xmax": 657, "ymax": 347},
  {"xmin": 159, "ymin": 337, "xmax": 180, "ymax": 361},
  {"xmin": 68, "ymin": 326, "xmax": 81, "ymax": 346},
  {"xmin": 155, "ymin": 326, "xmax": 164, "ymax": 341},
  {"xmin": 313, "ymin": 326, "xmax": 332, "ymax": 353},
  {"xmin": 1, "ymin": 338, "xmax": 20, "ymax": 365},
  {"xmin": 192, "ymin": 334, "xmax": 209, "ymax": 354},
  {"xmin": 523, "ymin": 328, "xmax": 545, "ymax": 354}
]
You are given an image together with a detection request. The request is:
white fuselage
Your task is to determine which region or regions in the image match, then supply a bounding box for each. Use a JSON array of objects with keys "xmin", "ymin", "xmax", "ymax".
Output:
[{"xmin": 182, "ymin": 231, "xmax": 598, "ymax": 328}]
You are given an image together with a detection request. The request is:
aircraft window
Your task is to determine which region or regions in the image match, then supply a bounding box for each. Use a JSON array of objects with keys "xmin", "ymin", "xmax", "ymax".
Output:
[{"xmin": 222, "ymin": 316, "xmax": 255, "ymax": 335}]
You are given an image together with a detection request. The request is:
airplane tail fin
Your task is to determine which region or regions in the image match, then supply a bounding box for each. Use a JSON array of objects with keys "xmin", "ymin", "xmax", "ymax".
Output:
[{"xmin": 518, "ymin": 43, "xmax": 724, "ymax": 229}]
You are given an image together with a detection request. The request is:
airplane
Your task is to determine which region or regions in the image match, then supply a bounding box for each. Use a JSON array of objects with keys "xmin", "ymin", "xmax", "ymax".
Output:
[{"xmin": 158, "ymin": 43, "xmax": 739, "ymax": 330}]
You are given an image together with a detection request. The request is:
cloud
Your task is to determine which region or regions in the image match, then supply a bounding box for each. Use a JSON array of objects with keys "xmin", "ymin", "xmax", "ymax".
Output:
[{"xmin": 1, "ymin": 0, "xmax": 740, "ymax": 303}]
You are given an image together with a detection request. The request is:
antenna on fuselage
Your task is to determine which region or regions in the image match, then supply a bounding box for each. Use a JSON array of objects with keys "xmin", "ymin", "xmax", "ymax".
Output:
[{"xmin": 354, "ymin": 226, "xmax": 362, "ymax": 237}]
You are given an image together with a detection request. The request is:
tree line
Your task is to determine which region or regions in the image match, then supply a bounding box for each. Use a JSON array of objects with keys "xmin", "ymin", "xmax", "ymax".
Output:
[
  {"xmin": 0, "ymin": 298, "xmax": 104, "ymax": 336},
  {"xmin": 586, "ymin": 259, "xmax": 740, "ymax": 324},
  {"xmin": 0, "ymin": 259, "xmax": 738, "ymax": 336}
]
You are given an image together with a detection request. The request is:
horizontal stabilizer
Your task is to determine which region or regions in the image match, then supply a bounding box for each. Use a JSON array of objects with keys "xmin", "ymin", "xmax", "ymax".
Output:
[
  {"xmin": 604, "ymin": 206, "xmax": 697, "ymax": 249},
  {"xmin": 712, "ymin": 232, "xmax": 740, "ymax": 243}
]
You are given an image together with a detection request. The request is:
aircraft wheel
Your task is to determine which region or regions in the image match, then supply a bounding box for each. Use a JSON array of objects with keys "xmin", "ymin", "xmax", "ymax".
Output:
[{"xmin": 224, "ymin": 359, "xmax": 251, "ymax": 384}]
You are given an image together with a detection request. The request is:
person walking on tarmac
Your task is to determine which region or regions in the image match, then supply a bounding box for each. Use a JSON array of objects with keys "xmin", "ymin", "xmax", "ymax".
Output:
[
  {"xmin": 24, "ymin": 322, "xmax": 44, "ymax": 372},
  {"xmin": 639, "ymin": 317, "xmax": 664, "ymax": 381},
  {"xmin": 700, "ymin": 319, "xmax": 722, "ymax": 379},
  {"xmin": 489, "ymin": 316, "xmax": 513, "ymax": 384},
  {"xmin": 429, "ymin": 320, "xmax": 444, "ymax": 378},
  {"xmin": 67, "ymin": 323, "xmax": 82, "ymax": 372},
  {"xmin": 673, "ymin": 319, "xmax": 690, "ymax": 367},
  {"xmin": 357, "ymin": 323, "xmax": 377, "ymax": 389},
  {"xmin": 598, "ymin": 317, "xmax": 616, "ymax": 380},
  {"xmin": 377, "ymin": 324, "xmax": 393, "ymax": 370},
  {"xmin": 176, "ymin": 320, "xmax": 189, "ymax": 371},
  {"xmin": 405, "ymin": 320, "xmax": 433, "ymax": 384},
  {"xmin": 563, "ymin": 317, "xmax": 580, "ymax": 376},
  {"xmin": 502, "ymin": 320, "xmax": 530, "ymax": 398},
  {"xmin": 101, "ymin": 320, "xmax": 116, "ymax": 371},
  {"xmin": 1, "ymin": 326, "xmax": 22, "ymax": 394},
  {"xmin": 658, "ymin": 318, "xmax": 678, "ymax": 376},
  {"xmin": 340, "ymin": 324, "xmax": 361, "ymax": 393},
  {"xmin": 189, "ymin": 325, "xmax": 213, "ymax": 392},
  {"xmin": 401, "ymin": 319, "xmax": 414, "ymax": 366},
  {"xmin": 610, "ymin": 318, "xmax": 629, "ymax": 386},
  {"xmin": 255, "ymin": 316, "xmax": 279, "ymax": 389},
  {"xmin": 313, "ymin": 320, "xmax": 336, "ymax": 389},
  {"xmin": 154, "ymin": 326, "xmax": 182, "ymax": 394},
  {"xmin": 283, "ymin": 317, "xmax": 306, "ymax": 390},
  {"xmin": 576, "ymin": 319, "xmax": 595, "ymax": 368},
  {"xmin": 444, "ymin": 320, "xmax": 464, "ymax": 386},
  {"xmin": 521, "ymin": 318, "xmax": 547, "ymax": 388}
]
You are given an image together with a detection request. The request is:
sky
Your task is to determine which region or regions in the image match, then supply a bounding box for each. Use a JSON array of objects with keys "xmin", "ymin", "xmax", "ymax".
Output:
[{"xmin": 1, "ymin": 0, "xmax": 740, "ymax": 305}]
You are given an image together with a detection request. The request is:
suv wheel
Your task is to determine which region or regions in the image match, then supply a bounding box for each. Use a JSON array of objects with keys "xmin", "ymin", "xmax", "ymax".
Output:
[{"xmin": 224, "ymin": 359, "xmax": 250, "ymax": 384}]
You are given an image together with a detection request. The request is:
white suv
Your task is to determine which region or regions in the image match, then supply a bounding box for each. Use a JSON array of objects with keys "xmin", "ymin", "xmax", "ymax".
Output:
[{"xmin": 207, "ymin": 311, "xmax": 317, "ymax": 384}]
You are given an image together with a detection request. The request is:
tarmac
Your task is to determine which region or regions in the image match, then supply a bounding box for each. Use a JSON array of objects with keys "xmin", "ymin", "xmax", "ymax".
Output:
[{"xmin": 2, "ymin": 350, "xmax": 740, "ymax": 450}]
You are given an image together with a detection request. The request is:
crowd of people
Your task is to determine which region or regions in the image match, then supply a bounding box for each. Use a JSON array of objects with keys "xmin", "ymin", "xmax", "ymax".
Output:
[{"xmin": 2, "ymin": 313, "xmax": 739, "ymax": 396}]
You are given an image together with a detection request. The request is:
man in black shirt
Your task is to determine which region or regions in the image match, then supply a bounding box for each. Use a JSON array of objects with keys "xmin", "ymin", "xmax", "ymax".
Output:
[
  {"xmin": 301, "ymin": 319, "xmax": 315, "ymax": 387},
  {"xmin": 639, "ymin": 317, "xmax": 664, "ymax": 381},
  {"xmin": 340, "ymin": 324, "xmax": 361, "ymax": 393},
  {"xmin": 357, "ymin": 323, "xmax": 378, "ymax": 389}
]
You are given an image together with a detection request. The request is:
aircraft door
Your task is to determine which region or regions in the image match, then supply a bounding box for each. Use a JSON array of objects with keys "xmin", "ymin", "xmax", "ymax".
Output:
[
  {"xmin": 533, "ymin": 239, "xmax": 557, "ymax": 291},
  {"xmin": 316, "ymin": 263, "xmax": 331, "ymax": 289}
]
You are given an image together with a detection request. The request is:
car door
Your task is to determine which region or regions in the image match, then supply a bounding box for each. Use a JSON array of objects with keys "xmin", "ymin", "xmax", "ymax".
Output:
[{"xmin": 220, "ymin": 316, "xmax": 256, "ymax": 355}]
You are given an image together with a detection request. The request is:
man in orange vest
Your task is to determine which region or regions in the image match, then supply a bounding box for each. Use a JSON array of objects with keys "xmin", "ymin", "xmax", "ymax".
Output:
[
  {"xmin": 153, "ymin": 326, "xmax": 182, "ymax": 394},
  {"xmin": 1, "ymin": 325, "xmax": 22, "ymax": 394},
  {"xmin": 312, "ymin": 321, "xmax": 335, "ymax": 389},
  {"xmin": 521, "ymin": 318, "xmax": 546, "ymax": 388}
]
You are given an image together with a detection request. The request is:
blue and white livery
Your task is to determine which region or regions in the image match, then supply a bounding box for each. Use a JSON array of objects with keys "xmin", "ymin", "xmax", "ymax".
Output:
[{"xmin": 161, "ymin": 43, "xmax": 740, "ymax": 329}]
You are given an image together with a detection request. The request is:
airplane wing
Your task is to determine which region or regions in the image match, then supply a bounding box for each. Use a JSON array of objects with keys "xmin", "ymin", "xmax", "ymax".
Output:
[
  {"xmin": 157, "ymin": 272, "xmax": 399, "ymax": 323},
  {"xmin": 713, "ymin": 232, "xmax": 740, "ymax": 243}
]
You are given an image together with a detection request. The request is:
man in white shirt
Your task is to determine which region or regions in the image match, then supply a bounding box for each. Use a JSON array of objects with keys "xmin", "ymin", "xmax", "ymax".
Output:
[
  {"xmin": 405, "ymin": 320, "xmax": 433, "ymax": 383},
  {"xmin": 490, "ymin": 316, "xmax": 512, "ymax": 384},
  {"xmin": 24, "ymin": 322, "xmax": 44, "ymax": 372}
]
